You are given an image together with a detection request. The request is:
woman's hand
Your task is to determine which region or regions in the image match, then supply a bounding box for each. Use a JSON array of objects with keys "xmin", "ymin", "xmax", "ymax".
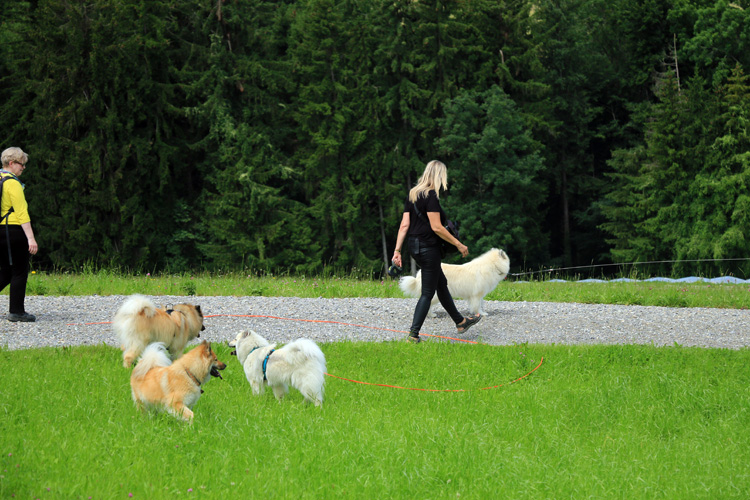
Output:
[
  {"xmin": 457, "ymin": 242, "xmax": 468, "ymax": 258},
  {"xmin": 392, "ymin": 251, "xmax": 402, "ymax": 267},
  {"xmin": 28, "ymin": 237, "xmax": 38, "ymax": 255}
]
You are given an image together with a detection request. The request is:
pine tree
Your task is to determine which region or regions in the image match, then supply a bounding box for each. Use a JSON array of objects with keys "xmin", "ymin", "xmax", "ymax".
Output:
[
  {"xmin": 16, "ymin": 0, "xmax": 200, "ymax": 270},
  {"xmin": 688, "ymin": 64, "xmax": 750, "ymax": 276},
  {"xmin": 437, "ymin": 86, "xmax": 547, "ymax": 265},
  {"xmin": 191, "ymin": 0, "xmax": 321, "ymax": 272}
]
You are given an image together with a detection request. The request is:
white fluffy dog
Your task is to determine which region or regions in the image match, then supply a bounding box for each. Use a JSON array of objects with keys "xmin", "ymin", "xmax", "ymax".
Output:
[
  {"xmin": 399, "ymin": 248, "xmax": 510, "ymax": 317},
  {"xmin": 228, "ymin": 330, "xmax": 326, "ymax": 406}
]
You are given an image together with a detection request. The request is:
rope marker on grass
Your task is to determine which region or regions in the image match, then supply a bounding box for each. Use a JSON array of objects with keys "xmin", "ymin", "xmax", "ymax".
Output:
[
  {"xmin": 69, "ymin": 313, "xmax": 545, "ymax": 391},
  {"xmin": 325, "ymin": 357, "xmax": 544, "ymax": 392}
]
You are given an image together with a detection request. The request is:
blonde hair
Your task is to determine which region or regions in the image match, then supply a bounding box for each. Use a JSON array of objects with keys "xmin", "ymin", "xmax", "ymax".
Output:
[
  {"xmin": 408, "ymin": 160, "xmax": 448, "ymax": 203},
  {"xmin": 1, "ymin": 147, "xmax": 28, "ymax": 169}
]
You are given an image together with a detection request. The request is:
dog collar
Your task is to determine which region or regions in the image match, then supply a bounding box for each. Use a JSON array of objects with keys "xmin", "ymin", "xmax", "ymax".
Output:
[
  {"xmin": 262, "ymin": 349, "xmax": 275, "ymax": 381},
  {"xmin": 185, "ymin": 368, "xmax": 204, "ymax": 394}
]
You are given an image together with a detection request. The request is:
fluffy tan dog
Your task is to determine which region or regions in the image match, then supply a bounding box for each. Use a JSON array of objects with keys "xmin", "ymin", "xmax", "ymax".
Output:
[
  {"xmin": 114, "ymin": 294, "xmax": 205, "ymax": 367},
  {"xmin": 130, "ymin": 341, "xmax": 226, "ymax": 422},
  {"xmin": 399, "ymin": 248, "xmax": 510, "ymax": 317}
]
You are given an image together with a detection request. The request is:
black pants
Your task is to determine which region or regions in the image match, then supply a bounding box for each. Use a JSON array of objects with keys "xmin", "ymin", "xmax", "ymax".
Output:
[
  {"xmin": 408, "ymin": 237, "xmax": 464, "ymax": 335},
  {"xmin": 0, "ymin": 225, "xmax": 30, "ymax": 314}
]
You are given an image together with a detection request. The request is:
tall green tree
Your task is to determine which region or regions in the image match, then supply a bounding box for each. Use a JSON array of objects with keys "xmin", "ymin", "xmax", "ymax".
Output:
[
  {"xmin": 527, "ymin": 0, "xmax": 620, "ymax": 267},
  {"xmin": 286, "ymin": 0, "xmax": 384, "ymax": 272},
  {"xmin": 14, "ymin": 0, "xmax": 200, "ymax": 270},
  {"xmin": 680, "ymin": 0, "xmax": 750, "ymax": 86},
  {"xmin": 193, "ymin": 0, "xmax": 319, "ymax": 272},
  {"xmin": 602, "ymin": 69, "xmax": 719, "ymax": 276},
  {"xmin": 437, "ymin": 86, "xmax": 547, "ymax": 265},
  {"xmin": 684, "ymin": 64, "xmax": 750, "ymax": 276},
  {"xmin": 0, "ymin": 1, "xmax": 34, "ymax": 147}
]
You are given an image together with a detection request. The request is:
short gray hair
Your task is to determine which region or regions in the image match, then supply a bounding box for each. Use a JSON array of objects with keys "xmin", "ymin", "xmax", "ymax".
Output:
[{"xmin": 1, "ymin": 147, "xmax": 29, "ymax": 168}]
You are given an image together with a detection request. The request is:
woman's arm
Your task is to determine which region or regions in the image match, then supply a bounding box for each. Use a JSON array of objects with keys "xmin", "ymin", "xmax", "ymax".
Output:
[
  {"xmin": 392, "ymin": 212, "xmax": 410, "ymax": 267},
  {"xmin": 427, "ymin": 212, "xmax": 468, "ymax": 257}
]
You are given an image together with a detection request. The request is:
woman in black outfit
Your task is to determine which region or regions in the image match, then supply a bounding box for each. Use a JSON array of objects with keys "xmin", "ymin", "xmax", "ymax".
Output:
[{"xmin": 391, "ymin": 160, "xmax": 481, "ymax": 343}]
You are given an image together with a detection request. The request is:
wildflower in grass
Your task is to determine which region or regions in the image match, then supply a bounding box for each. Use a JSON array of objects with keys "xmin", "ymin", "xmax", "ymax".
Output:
[{"xmin": 188, "ymin": 488, "xmax": 193, "ymax": 492}]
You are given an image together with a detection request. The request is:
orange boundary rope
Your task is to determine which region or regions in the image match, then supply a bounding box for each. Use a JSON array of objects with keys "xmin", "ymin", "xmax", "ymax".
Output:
[
  {"xmin": 70, "ymin": 313, "xmax": 545, "ymax": 391},
  {"xmin": 204, "ymin": 314, "xmax": 478, "ymax": 344},
  {"xmin": 69, "ymin": 313, "xmax": 478, "ymax": 344},
  {"xmin": 324, "ymin": 357, "xmax": 544, "ymax": 392}
]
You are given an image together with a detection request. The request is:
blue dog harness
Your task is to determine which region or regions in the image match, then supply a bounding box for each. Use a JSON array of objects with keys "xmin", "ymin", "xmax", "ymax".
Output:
[
  {"xmin": 262, "ymin": 350, "xmax": 275, "ymax": 381},
  {"xmin": 248, "ymin": 346, "xmax": 275, "ymax": 381}
]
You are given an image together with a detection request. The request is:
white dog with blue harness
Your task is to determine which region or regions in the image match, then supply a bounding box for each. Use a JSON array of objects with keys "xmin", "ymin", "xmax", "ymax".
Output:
[{"xmin": 228, "ymin": 330, "xmax": 326, "ymax": 406}]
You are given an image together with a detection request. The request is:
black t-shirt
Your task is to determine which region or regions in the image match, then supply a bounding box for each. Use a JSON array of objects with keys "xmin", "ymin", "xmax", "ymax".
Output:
[{"xmin": 403, "ymin": 190, "xmax": 446, "ymax": 247}]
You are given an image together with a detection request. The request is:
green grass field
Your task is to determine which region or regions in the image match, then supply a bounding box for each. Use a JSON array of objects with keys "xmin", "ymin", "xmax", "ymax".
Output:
[
  {"xmin": 1, "ymin": 273, "xmax": 749, "ymax": 498},
  {"xmin": 2, "ymin": 341, "xmax": 749, "ymax": 499}
]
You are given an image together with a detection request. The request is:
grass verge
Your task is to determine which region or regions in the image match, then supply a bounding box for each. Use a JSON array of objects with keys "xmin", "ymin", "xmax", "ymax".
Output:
[
  {"xmin": 1, "ymin": 341, "xmax": 748, "ymax": 499},
  {"xmin": 18, "ymin": 269, "xmax": 750, "ymax": 309}
]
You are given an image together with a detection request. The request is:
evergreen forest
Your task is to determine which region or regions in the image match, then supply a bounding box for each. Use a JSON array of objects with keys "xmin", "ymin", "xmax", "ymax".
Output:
[{"xmin": 1, "ymin": 0, "xmax": 748, "ymax": 277}]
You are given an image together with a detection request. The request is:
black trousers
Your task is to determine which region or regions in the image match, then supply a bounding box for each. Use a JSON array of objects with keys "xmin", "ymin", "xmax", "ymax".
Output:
[
  {"xmin": 408, "ymin": 237, "xmax": 464, "ymax": 335},
  {"xmin": 0, "ymin": 225, "xmax": 30, "ymax": 314}
]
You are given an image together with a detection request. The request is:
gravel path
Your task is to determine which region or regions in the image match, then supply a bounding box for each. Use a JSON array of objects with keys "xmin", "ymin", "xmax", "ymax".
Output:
[{"xmin": 0, "ymin": 295, "xmax": 748, "ymax": 351}]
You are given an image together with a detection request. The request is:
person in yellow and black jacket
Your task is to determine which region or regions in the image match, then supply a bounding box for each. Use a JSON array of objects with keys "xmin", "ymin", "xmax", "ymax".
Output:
[{"xmin": 0, "ymin": 147, "xmax": 38, "ymax": 322}]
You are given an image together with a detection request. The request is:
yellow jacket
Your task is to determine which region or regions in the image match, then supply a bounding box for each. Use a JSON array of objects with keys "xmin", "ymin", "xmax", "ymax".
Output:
[{"xmin": 0, "ymin": 172, "xmax": 31, "ymax": 225}]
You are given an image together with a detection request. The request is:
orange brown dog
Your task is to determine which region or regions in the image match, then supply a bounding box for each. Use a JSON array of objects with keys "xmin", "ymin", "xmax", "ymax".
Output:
[
  {"xmin": 130, "ymin": 341, "xmax": 226, "ymax": 422},
  {"xmin": 114, "ymin": 294, "xmax": 205, "ymax": 367}
]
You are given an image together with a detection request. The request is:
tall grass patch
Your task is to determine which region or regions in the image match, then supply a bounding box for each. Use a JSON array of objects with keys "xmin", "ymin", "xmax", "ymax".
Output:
[{"xmin": 1, "ymin": 342, "xmax": 748, "ymax": 498}]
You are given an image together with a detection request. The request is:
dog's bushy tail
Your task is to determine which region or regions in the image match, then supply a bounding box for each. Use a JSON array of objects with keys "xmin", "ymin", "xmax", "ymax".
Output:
[
  {"xmin": 286, "ymin": 339, "xmax": 326, "ymax": 404},
  {"xmin": 131, "ymin": 342, "xmax": 171, "ymax": 379},
  {"xmin": 285, "ymin": 338, "xmax": 327, "ymax": 370},
  {"xmin": 398, "ymin": 275, "xmax": 421, "ymax": 298},
  {"xmin": 114, "ymin": 294, "xmax": 157, "ymax": 347}
]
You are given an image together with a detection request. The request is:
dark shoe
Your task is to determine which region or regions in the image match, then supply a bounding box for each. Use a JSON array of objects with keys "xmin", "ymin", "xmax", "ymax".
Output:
[
  {"xmin": 407, "ymin": 335, "xmax": 421, "ymax": 344},
  {"xmin": 8, "ymin": 312, "xmax": 36, "ymax": 322},
  {"xmin": 456, "ymin": 314, "xmax": 481, "ymax": 334}
]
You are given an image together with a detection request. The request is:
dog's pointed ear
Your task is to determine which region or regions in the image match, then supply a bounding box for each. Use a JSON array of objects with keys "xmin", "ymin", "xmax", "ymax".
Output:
[{"xmin": 196, "ymin": 305, "xmax": 202, "ymax": 314}]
